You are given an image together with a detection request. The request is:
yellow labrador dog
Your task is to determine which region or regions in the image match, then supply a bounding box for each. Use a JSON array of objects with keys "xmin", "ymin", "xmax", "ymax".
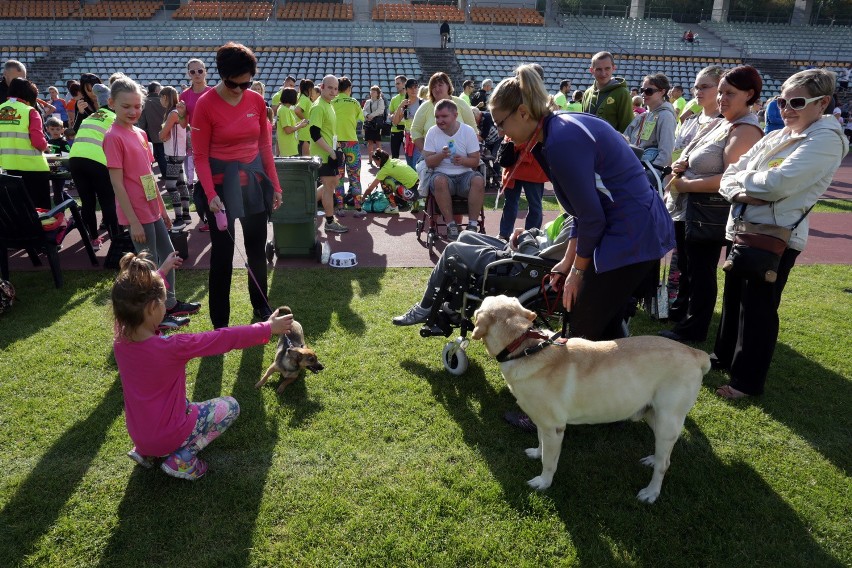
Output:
[{"xmin": 472, "ymin": 295, "xmax": 709, "ymax": 503}]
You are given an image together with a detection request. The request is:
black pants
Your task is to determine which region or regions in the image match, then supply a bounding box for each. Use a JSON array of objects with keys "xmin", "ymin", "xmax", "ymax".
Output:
[
  {"xmin": 668, "ymin": 221, "xmax": 690, "ymax": 322},
  {"xmin": 68, "ymin": 157, "xmax": 119, "ymax": 239},
  {"xmin": 390, "ymin": 130, "xmax": 404, "ymax": 159},
  {"xmin": 569, "ymin": 259, "xmax": 658, "ymax": 341},
  {"xmin": 7, "ymin": 169, "xmax": 51, "ymax": 210},
  {"xmin": 152, "ymin": 142, "xmax": 167, "ymax": 184},
  {"xmin": 671, "ymin": 239, "xmax": 724, "ymax": 341},
  {"xmin": 712, "ymin": 247, "xmax": 800, "ymax": 395},
  {"xmin": 207, "ymin": 185, "xmax": 269, "ymax": 328}
]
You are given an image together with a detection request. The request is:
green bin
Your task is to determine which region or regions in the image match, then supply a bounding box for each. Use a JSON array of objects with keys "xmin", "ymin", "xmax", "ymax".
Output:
[{"xmin": 267, "ymin": 157, "xmax": 321, "ymax": 261}]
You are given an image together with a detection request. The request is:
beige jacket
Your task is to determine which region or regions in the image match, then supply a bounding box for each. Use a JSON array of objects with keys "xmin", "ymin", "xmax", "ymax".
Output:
[{"xmin": 719, "ymin": 115, "xmax": 848, "ymax": 250}]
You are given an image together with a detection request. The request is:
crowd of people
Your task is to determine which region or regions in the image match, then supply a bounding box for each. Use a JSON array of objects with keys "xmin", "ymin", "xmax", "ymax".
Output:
[{"xmin": 0, "ymin": 45, "xmax": 847, "ymax": 479}]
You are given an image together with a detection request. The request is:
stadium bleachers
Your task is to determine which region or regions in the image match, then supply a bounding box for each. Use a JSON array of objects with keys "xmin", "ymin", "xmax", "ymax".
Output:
[
  {"xmin": 58, "ymin": 46, "xmax": 420, "ymax": 102},
  {"xmin": 79, "ymin": 1, "xmax": 163, "ymax": 20},
  {"xmin": 470, "ymin": 7, "xmax": 544, "ymax": 26},
  {"xmin": 700, "ymin": 20, "xmax": 852, "ymax": 60},
  {"xmin": 0, "ymin": 21, "xmax": 94, "ymax": 45},
  {"xmin": 0, "ymin": 0, "xmax": 78, "ymax": 19},
  {"xmin": 172, "ymin": 1, "xmax": 273, "ymax": 20},
  {"xmin": 278, "ymin": 2, "xmax": 353, "ymax": 21},
  {"xmin": 372, "ymin": 2, "xmax": 464, "ymax": 23}
]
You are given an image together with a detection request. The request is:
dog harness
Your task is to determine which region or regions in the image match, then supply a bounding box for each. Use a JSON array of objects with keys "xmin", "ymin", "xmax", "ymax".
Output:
[{"xmin": 495, "ymin": 328, "xmax": 567, "ymax": 363}]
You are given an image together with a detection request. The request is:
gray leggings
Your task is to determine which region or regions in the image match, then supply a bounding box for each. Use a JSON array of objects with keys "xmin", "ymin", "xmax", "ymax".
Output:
[{"xmin": 132, "ymin": 218, "xmax": 177, "ymax": 308}]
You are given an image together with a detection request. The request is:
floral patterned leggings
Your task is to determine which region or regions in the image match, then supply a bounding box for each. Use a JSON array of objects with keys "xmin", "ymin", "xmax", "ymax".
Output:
[
  {"xmin": 336, "ymin": 140, "xmax": 362, "ymax": 209},
  {"xmin": 170, "ymin": 396, "xmax": 240, "ymax": 461}
]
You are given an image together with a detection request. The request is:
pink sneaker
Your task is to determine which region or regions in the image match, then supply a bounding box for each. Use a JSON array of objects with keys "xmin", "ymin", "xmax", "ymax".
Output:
[
  {"xmin": 160, "ymin": 454, "xmax": 208, "ymax": 480},
  {"xmin": 197, "ymin": 223, "xmax": 210, "ymax": 233}
]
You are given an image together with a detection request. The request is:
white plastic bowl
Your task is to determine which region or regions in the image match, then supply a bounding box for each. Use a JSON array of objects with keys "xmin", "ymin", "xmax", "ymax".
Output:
[{"xmin": 329, "ymin": 252, "xmax": 357, "ymax": 268}]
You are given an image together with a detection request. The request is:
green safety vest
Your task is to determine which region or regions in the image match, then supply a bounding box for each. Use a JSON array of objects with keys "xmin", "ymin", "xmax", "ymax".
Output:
[
  {"xmin": 69, "ymin": 108, "xmax": 116, "ymax": 165},
  {"xmin": 0, "ymin": 99, "xmax": 49, "ymax": 172}
]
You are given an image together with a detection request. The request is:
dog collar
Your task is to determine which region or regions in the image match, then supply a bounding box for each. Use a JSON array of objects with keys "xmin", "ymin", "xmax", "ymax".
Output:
[{"xmin": 495, "ymin": 328, "xmax": 565, "ymax": 363}]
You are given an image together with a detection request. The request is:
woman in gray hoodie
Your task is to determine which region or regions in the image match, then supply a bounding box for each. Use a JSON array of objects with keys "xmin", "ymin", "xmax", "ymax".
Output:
[{"xmin": 623, "ymin": 73, "xmax": 677, "ymax": 171}]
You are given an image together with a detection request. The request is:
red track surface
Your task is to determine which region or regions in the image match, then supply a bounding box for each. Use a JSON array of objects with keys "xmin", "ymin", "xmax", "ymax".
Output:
[{"xmin": 7, "ymin": 154, "xmax": 851, "ymax": 277}]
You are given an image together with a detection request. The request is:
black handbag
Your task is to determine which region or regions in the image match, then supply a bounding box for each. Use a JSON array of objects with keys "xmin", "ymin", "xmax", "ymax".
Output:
[
  {"xmin": 684, "ymin": 192, "xmax": 731, "ymax": 244},
  {"xmin": 722, "ymin": 204, "xmax": 812, "ymax": 283}
]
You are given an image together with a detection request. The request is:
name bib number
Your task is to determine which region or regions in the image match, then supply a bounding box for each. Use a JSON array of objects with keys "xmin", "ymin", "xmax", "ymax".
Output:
[{"xmin": 141, "ymin": 174, "xmax": 158, "ymax": 201}]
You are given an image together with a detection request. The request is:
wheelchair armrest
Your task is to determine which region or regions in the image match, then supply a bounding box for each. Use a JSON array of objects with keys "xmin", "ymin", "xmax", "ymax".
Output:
[{"xmin": 510, "ymin": 253, "xmax": 558, "ymax": 270}]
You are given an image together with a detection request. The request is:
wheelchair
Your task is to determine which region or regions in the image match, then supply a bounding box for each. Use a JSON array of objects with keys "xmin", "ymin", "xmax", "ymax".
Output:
[
  {"xmin": 415, "ymin": 189, "xmax": 487, "ymax": 253},
  {"xmin": 418, "ymin": 250, "xmax": 567, "ymax": 375}
]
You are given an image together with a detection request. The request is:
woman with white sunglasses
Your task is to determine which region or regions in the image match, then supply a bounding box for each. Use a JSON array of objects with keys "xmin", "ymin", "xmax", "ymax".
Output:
[{"xmin": 711, "ymin": 68, "xmax": 848, "ymax": 399}]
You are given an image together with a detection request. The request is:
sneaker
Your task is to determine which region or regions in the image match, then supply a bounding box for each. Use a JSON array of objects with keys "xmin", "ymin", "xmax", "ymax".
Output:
[
  {"xmin": 384, "ymin": 206, "xmax": 399, "ymax": 215},
  {"xmin": 90, "ymin": 237, "xmax": 103, "ymax": 251},
  {"xmin": 158, "ymin": 314, "xmax": 190, "ymax": 331},
  {"xmin": 171, "ymin": 218, "xmax": 186, "ymax": 230},
  {"xmin": 182, "ymin": 212, "xmax": 192, "ymax": 223},
  {"xmin": 127, "ymin": 447, "xmax": 155, "ymax": 469},
  {"xmin": 197, "ymin": 223, "xmax": 210, "ymax": 232},
  {"xmin": 335, "ymin": 208, "xmax": 347, "ymax": 217},
  {"xmin": 353, "ymin": 209, "xmax": 367, "ymax": 218},
  {"xmin": 392, "ymin": 304, "xmax": 430, "ymax": 326},
  {"xmin": 467, "ymin": 221, "xmax": 479, "ymax": 232},
  {"xmin": 446, "ymin": 222, "xmax": 459, "ymax": 241},
  {"xmin": 325, "ymin": 220, "xmax": 349, "ymax": 233},
  {"xmin": 160, "ymin": 454, "xmax": 208, "ymax": 481},
  {"xmin": 167, "ymin": 299, "xmax": 201, "ymax": 316}
]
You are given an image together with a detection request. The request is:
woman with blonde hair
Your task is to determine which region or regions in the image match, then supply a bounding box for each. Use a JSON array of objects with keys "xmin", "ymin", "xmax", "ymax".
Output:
[
  {"xmin": 410, "ymin": 72, "xmax": 476, "ymax": 153},
  {"xmin": 712, "ymin": 68, "xmax": 847, "ymax": 398},
  {"xmin": 488, "ymin": 64, "xmax": 674, "ymax": 341}
]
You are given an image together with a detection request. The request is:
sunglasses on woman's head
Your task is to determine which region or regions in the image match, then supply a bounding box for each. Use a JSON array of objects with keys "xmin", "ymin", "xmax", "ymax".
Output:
[
  {"xmin": 640, "ymin": 88, "xmax": 660, "ymax": 96},
  {"xmin": 223, "ymin": 78, "xmax": 252, "ymax": 90},
  {"xmin": 188, "ymin": 69, "xmax": 205, "ymax": 75},
  {"xmin": 776, "ymin": 95, "xmax": 824, "ymax": 110}
]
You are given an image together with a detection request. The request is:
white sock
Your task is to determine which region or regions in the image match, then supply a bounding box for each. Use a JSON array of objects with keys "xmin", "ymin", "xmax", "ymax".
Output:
[{"xmin": 468, "ymin": 219, "xmax": 478, "ymax": 228}]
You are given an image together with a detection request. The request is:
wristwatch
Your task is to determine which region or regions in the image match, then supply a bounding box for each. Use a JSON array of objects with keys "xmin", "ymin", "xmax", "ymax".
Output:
[{"xmin": 570, "ymin": 266, "xmax": 585, "ymax": 277}]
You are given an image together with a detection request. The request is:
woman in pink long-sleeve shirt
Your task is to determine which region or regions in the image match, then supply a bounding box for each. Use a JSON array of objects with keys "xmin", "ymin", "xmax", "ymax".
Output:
[
  {"xmin": 192, "ymin": 42, "xmax": 283, "ymax": 329},
  {"xmin": 112, "ymin": 251, "xmax": 292, "ymax": 480}
]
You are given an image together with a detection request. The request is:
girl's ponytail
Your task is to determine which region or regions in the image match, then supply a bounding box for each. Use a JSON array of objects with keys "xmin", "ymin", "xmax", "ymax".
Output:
[{"xmin": 112, "ymin": 252, "xmax": 166, "ymax": 339}]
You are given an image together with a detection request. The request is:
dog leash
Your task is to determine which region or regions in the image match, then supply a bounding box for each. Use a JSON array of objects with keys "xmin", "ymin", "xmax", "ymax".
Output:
[
  {"xmin": 540, "ymin": 271, "xmax": 571, "ymax": 339},
  {"xmin": 495, "ymin": 327, "xmax": 567, "ymax": 363},
  {"xmin": 220, "ymin": 219, "xmax": 273, "ymax": 315}
]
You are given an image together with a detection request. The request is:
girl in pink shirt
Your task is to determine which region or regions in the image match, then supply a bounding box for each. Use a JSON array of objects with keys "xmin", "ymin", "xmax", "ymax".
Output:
[
  {"xmin": 112, "ymin": 251, "xmax": 292, "ymax": 480},
  {"xmin": 104, "ymin": 76, "xmax": 201, "ymax": 331}
]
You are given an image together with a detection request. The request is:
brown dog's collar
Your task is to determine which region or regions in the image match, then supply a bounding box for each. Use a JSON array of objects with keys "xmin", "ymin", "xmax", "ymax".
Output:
[{"xmin": 495, "ymin": 328, "xmax": 564, "ymax": 363}]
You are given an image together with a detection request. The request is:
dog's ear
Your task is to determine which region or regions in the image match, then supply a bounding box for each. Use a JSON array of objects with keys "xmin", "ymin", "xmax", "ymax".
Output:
[
  {"xmin": 285, "ymin": 347, "xmax": 301, "ymax": 362},
  {"xmin": 471, "ymin": 310, "xmax": 491, "ymax": 340},
  {"xmin": 523, "ymin": 307, "xmax": 537, "ymax": 322}
]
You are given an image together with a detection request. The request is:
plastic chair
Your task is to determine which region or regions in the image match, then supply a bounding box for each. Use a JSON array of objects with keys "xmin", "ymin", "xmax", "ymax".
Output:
[{"xmin": 0, "ymin": 174, "xmax": 98, "ymax": 288}]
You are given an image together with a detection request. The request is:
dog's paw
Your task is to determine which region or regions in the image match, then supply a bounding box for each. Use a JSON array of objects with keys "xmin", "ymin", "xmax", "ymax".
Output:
[
  {"xmin": 639, "ymin": 455, "xmax": 656, "ymax": 468},
  {"xmin": 527, "ymin": 476, "xmax": 552, "ymax": 491},
  {"xmin": 525, "ymin": 447, "xmax": 542, "ymax": 459},
  {"xmin": 637, "ymin": 486, "xmax": 660, "ymax": 504}
]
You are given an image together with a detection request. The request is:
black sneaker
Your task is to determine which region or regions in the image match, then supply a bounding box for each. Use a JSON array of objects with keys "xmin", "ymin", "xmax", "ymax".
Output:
[
  {"xmin": 158, "ymin": 314, "xmax": 190, "ymax": 331},
  {"xmin": 167, "ymin": 300, "xmax": 201, "ymax": 316}
]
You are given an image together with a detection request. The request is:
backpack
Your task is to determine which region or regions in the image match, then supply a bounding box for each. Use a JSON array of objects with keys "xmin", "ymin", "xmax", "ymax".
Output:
[{"xmin": 362, "ymin": 191, "xmax": 390, "ymax": 213}]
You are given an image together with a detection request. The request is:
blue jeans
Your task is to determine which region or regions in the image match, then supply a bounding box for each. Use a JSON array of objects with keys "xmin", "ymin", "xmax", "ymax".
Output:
[
  {"xmin": 499, "ymin": 180, "xmax": 544, "ymax": 238},
  {"xmin": 406, "ymin": 146, "xmax": 421, "ymax": 169}
]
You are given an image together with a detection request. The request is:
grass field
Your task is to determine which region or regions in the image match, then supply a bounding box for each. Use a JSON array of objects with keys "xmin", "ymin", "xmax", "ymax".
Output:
[{"xmin": 0, "ymin": 266, "xmax": 850, "ymax": 567}]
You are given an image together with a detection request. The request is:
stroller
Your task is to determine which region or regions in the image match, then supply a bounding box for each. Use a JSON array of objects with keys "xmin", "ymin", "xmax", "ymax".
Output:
[{"xmin": 418, "ymin": 240, "xmax": 568, "ymax": 375}]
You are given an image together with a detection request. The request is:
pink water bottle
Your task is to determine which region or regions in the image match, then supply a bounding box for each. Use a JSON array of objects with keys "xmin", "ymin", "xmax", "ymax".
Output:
[{"xmin": 214, "ymin": 208, "xmax": 228, "ymax": 231}]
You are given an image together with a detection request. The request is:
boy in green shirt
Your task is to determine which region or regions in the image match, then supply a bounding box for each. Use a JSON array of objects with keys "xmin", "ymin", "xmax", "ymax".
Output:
[
  {"xmin": 331, "ymin": 76, "xmax": 366, "ymax": 216},
  {"xmin": 275, "ymin": 87, "xmax": 308, "ymax": 157},
  {"xmin": 310, "ymin": 75, "xmax": 347, "ymax": 233},
  {"xmin": 553, "ymin": 80, "xmax": 571, "ymax": 110},
  {"xmin": 363, "ymin": 148, "xmax": 420, "ymax": 214}
]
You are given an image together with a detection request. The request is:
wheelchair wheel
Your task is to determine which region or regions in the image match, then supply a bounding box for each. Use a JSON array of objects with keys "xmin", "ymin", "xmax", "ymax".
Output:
[
  {"xmin": 416, "ymin": 219, "xmax": 424, "ymax": 238},
  {"xmin": 426, "ymin": 229, "xmax": 435, "ymax": 249},
  {"xmin": 442, "ymin": 341, "xmax": 469, "ymax": 375}
]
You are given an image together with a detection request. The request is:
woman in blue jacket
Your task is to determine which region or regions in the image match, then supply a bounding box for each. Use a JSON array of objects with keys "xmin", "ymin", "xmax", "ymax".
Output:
[{"xmin": 489, "ymin": 65, "xmax": 675, "ymax": 340}]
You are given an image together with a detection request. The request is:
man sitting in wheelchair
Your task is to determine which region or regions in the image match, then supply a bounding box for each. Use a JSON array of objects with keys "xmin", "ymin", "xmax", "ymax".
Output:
[
  {"xmin": 392, "ymin": 214, "xmax": 573, "ymax": 327},
  {"xmin": 362, "ymin": 148, "xmax": 420, "ymax": 214},
  {"xmin": 422, "ymin": 99, "xmax": 485, "ymax": 241}
]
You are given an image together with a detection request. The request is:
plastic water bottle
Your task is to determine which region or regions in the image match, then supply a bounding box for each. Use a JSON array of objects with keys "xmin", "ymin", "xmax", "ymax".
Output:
[
  {"xmin": 320, "ymin": 242, "xmax": 330, "ymax": 264},
  {"xmin": 447, "ymin": 139, "xmax": 456, "ymax": 156}
]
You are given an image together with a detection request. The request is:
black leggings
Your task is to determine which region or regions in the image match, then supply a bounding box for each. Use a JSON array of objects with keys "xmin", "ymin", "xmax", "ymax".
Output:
[
  {"xmin": 68, "ymin": 157, "xmax": 119, "ymax": 239},
  {"xmin": 206, "ymin": 185, "xmax": 269, "ymax": 328}
]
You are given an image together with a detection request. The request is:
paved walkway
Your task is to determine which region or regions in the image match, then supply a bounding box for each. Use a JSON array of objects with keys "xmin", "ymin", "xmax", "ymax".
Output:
[{"xmin": 7, "ymin": 153, "xmax": 852, "ymax": 277}]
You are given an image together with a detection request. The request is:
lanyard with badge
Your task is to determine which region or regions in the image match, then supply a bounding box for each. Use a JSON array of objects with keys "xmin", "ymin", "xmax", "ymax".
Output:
[
  {"xmin": 494, "ymin": 116, "xmax": 545, "ymax": 210},
  {"xmin": 138, "ymin": 135, "xmax": 158, "ymax": 201}
]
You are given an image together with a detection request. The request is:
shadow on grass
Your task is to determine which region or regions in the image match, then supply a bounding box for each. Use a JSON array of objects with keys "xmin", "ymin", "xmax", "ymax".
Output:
[
  {"xmin": 267, "ymin": 267, "xmax": 386, "ymax": 339},
  {"xmin": 411, "ymin": 356, "xmax": 844, "ymax": 567},
  {"xmin": 0, "ymin": 379, "xmax": 124, "ymax": 566},
  {"xmin": 747, "ymin": 343, "xmax": 852, "ymax": 477},
  {"xmin": 96, "ymin": 342, "xmax": 274, "ymax": 567}
]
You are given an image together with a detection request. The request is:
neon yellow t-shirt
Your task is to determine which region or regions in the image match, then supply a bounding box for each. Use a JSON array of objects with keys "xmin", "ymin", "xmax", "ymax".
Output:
[
  {"xmin": 331, "ymin": 93, "xmax": 364, "ymax": 142},
  {"xmin": 271, "ymin": 89, "xmax": 283, "ymax": 107},
  {"xmin": 276, "ymin": 104, "xmax": 298, "ymax": 157},
  {"xmin": 388, "ymin": 92, "xmax": 405, "ymax": 133},
  {"xmin": 297, "ymin": 94, "xmax": 314, "ymax": 142},
  {"xmin": 460, "ymin": 92, "xmax": 471, "ymax": 106},
  {"xmin": 553, "ymin": 92, "xmax": 569, "ymax": 110},
  {"xmin": 309, "ymin": 97, "xmax": 336, "ymax": 161},
  {"xmin": 566, "ymin": 101, "xmax": 583, "ymax": 112},
  {"xmin": 376, "ymin": 158, "xmax": 418, "ymax": 189}
]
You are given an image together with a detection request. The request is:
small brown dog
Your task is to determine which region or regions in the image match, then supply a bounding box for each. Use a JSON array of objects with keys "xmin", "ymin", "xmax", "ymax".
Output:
[{"xmin": 255, "ymin": 306, "xmax": 324, "ymax": 393}]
